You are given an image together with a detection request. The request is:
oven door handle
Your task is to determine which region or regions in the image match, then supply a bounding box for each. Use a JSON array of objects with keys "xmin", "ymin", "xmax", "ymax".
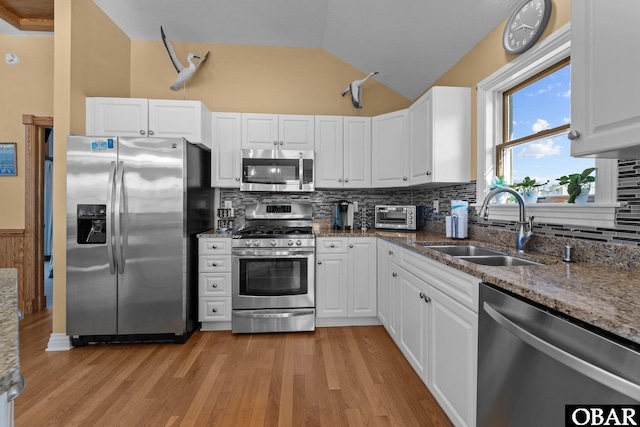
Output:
[{"xmin": 234, "ymin": 310, "xmax": 315, "ymax": 319}]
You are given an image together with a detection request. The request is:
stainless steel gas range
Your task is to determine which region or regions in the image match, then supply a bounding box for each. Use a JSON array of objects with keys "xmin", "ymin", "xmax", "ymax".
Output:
[{"xmin": 231, "ymin": 203, "xmax": 315, "ymax": 333}]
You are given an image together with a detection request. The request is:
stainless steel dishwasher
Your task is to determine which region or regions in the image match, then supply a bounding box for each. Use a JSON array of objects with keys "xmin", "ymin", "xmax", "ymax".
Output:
[{"xmin": 478, "ymin": 283, "xmax": 640, "ymax": 427}]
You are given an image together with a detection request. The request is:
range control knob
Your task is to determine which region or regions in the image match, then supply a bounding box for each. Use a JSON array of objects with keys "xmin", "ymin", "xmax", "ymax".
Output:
[
  {"xmin": 245, "ymin": 241, "xmax": 251, "ymax": 247},
  {"xmin": 253, "ymin": 241, "xmax": 260, "ymax": 247},
  {"xmin": 296, "ymin": 240, "xmax": 302, "ymax": 246},
  {"xmin": 288, "ymin": 240, "xmax": 294, "ymax": 246},
  {"xmin": 270, "ymin": 240, "xmax": 277, "ymax": 247}
]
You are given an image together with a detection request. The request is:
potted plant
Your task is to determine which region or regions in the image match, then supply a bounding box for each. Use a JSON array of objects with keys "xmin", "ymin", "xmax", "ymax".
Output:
[
  {"xmin": 489, "ymin": 175, "xmax": 509, "ymax": 203},
  {"xmin": 556, "ymin": 167, "xmax": 596, "ymax": 204},
  {"xmin": 510, "ymin": 176, "xmax": 549, "ymax": 204}
]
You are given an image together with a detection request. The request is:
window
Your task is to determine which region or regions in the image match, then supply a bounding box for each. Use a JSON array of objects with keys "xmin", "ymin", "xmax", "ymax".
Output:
[
  {"xmin": 476, "ymin": 23, "xmax": 619, "ymax": 228},
  {"xmin": 498, "ymin": 57, "xmax": 596, "ymax": 203}
]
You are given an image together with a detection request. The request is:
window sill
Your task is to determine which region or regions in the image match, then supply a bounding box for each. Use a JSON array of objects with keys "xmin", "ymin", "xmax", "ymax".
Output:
[{"xmin": 472, "ymin": 203, "xmax": 620, "ymax": 228}]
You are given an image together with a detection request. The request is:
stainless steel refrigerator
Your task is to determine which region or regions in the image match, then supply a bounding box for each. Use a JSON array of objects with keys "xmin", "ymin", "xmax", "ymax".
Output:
[{"xmin": 66, "ymin": 136, "xmax": 213, "ymax": 345}]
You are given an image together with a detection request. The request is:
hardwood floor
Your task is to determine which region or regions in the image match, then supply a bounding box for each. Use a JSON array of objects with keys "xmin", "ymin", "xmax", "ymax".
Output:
[{"xmin": 15, "ymin": 310, "xmax": 453, "ymax": 427}]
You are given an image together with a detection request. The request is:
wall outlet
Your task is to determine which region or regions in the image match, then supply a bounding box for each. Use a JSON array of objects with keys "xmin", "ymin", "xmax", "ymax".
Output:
[{"xmin": 433, "ymin": 200, "xmax": 439, "ymax": 213}]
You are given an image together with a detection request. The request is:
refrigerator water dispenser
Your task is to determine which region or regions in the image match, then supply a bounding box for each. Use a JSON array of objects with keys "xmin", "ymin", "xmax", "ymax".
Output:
[{"xmin": 76, "ymin": 204, "xmax": 106, "ymax": 244}]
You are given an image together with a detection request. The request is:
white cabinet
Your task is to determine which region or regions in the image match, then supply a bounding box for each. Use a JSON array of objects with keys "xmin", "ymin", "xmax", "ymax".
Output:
[
  {"xmin": 198, "ymin": 237, "xmax": 232, "ymax": 330},
  {"xmin": 316, "ymin": 237, "xmax": 377, "ymax": 325},
  {"xmin": 86, "ymin": 97, "xmax": 212, "ymax": 146},
  {"xmin": 315, "ymin": 116, "xmax": 371, "ymax": 188},
  {"xmin": 571, "ymin": 1, "xmax": 640, "ymax": 159},
  {"xmin": 211, "ymin": 112, "xmax": 242, "ymax": 187},
  {"xmin": 371, "ymin": 109, "xmax": 409, "ymax": 187},
  {"xmin": 241, "ymin": 113, "xmax": 314, "ymax": 150},
  {"xmin": 376, "ymin": 239, "xmax": 399, "ymax": 340},
  {"xmin": 386, "ymin": 243, "xmax": 478, "ymax": 427},
  {"xmin": 408, "ymin": 86, "xmax": 470, "ymax": 185}
]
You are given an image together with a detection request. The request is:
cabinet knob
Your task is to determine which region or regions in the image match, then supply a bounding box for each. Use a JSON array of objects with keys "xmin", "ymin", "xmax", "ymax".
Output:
[
  {"xmin": 211, "ymin": 245, "xmax": 217, "ymax": 249},
  {"xmin": 389, "ymin": 250, "xmax": 393, "ymax": 255},
  {"xmin": 235, "ymin": 177, "xmax": 240, "ymax": 181},
  {"xmin": 330, "ymin": 243, "xmax": 335, "ymax": 248},
  {"xmin": 392, "ymin": 272, "xmax": 397, "ymax": 278},
  {"xmin": 212, "ymin": 308, "xmax": 217, "ymax": 313},
  {"xmin": 402, "ymin": 176, "xmax": 408, "ymax": 181},
  {"xmin": 273, "ymin": 141, "xmax": 278, "ymax": 145},
  {"xmin": 349, "ymin": 244, "xmax": 354, "ymax": 248},
  {"xmin": 317, "ymin": 260, "xmax": 323, "ymax": 265},
  {"xmin": 567, "ymin": 130, "xmax": 580, "ymax": 140},
  {"xmin": 419, "ymin": 292, "xmax": 425, "ymax": 299},
  {"xmin": 345, "ymin": 178, "xmax": 349, "ymax": 182},
  {"xmin": 212, "ymin": 283, "xmax": 218, "ymax": 288},
  {"xmin": 338, "ymin": 178, "xmax": 343, "ymax": 182},
  {"xmin": 211, "ymin": 262, "xmax": 217, "ymax": 267},
  {"xmin": 148, "ymin": 130, "xmax": 155, "ymax": 136},
  {"xmin": 426, "ymin": 171, "xmax": 432, "ymax": 176},
  {"xmin": 424, "ymin": 296, "xmax": 432, "ymax": 303},
  {"xmin": 139, "ymin": 130, "xmax": 146, "ymax": 135},
  {"xmin": 279, "ymin": 141, "xmax": 284, "ymax": 145}
]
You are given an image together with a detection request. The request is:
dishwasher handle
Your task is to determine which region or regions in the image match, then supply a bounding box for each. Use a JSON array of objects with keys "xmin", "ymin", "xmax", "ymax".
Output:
[{"xmin": 483, "ymin": 301, "xmax": 640, "ymax": 401}]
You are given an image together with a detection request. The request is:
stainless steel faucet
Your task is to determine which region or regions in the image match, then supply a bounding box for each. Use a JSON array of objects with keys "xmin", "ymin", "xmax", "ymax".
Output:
[{"xmin": 479, "ymin": 187, "xmax": 535, "ymax": 253}]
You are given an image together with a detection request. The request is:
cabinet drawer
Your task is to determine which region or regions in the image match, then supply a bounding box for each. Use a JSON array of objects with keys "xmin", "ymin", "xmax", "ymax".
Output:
[
  {"xmin": 316, "ymin": 238, "xmax": 347, "ymax": 253},
  {"xmin": 198, "ymin": 255, "xmax": 232, "ymax": 273},
  {"xmin": 199, "ymin": 273, "xmax": 232, "ymax": 297},
  {"xmin": 199, "ymin": 297, "xmax": 231, "ymax": 322},
  {"xmin": 198, "ymin": 238, "xmax": 231, "ymax": 255}
]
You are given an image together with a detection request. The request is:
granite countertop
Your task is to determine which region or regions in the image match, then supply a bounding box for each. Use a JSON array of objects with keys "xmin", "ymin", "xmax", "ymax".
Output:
[
  {"xmin": 0, "ymin": 268, "xmax": 19, "ymax": 395},
  {"xmin": 315, "ymin": 228, "xmax": 640, "ymax": 346},
  {"xmin": 197, "ymin": 230, "xmax": 234, "ymax": 238}
]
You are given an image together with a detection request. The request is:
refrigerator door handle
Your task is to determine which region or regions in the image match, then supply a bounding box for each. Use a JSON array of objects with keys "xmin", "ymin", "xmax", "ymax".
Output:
[
  {"xmin": 106, "ymin": 161, "xmax": 117, "ymax": 274},
  {"xmin": 114, "ymin": 161, "xmax": 126, "ymax": 274}
]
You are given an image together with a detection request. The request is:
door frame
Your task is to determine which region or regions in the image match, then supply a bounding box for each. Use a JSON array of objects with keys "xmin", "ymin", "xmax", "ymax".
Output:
[{"xmin": 23, "ymin": 114, "xmax": 53, "ymax": 313}]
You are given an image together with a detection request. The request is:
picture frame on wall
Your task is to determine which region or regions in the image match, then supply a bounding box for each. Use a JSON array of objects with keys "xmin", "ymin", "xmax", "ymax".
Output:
[{"xmin": 0, "ymin": 143, "xmax": 17, "ymax": 176}]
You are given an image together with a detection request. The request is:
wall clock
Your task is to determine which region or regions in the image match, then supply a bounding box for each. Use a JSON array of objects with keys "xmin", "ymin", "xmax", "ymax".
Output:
[{"xmin": 502, "ymin": 0, "xmax": 552, "ymax": 54}]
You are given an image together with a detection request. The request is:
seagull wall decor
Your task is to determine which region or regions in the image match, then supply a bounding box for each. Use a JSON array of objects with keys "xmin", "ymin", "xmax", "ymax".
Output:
[
  {"xmin": 341, "ymin": 71, "xmax": 379, "ymax": 109},
  {"xmin": 161, "ymin": 26, "xmax": 210, "ymax": 92}
]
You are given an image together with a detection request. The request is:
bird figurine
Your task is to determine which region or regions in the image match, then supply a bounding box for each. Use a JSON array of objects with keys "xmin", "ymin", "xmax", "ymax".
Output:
[
  {"xmin": 161, "ymin": 26, "xmax": 210, "ymax": 92},
  {"xmin": 341, "ymin": 71, "xmax": 379, "ymax": 109}
]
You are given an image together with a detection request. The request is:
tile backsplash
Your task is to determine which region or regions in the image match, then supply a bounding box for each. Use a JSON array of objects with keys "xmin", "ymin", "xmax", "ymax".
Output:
[{"xmin": 220, "ymin": 159, "xmax": 640, "ymax": 246}]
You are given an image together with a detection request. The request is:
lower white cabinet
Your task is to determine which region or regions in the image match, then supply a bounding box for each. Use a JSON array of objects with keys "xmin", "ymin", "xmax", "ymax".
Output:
[
  {"xmin": 389, "ymin": 243, "xmax": 478, "ymax": 427},
  {"xmin": 198, "ymin": 237, "xmax": 232, "ymax": 330},
  {"xmin": 316, "ymin": 237, "xmax": 377, "ymax": 325},
  {"xmin": 377, "ymin": 239, "xmax": 399, "ymax": 340}
]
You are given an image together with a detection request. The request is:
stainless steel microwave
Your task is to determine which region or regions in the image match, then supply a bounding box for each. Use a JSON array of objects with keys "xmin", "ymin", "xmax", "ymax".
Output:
[
  {"xmin": 375, "ymin": 205, "xmax": 420, "ymax": 230},
  {"xmin": 240, "ymin": 149, "xmax": 314, "ymax": 192}
]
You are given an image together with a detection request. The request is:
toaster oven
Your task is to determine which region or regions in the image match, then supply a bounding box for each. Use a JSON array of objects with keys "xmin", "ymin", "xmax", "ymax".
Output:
[{"xmin": 374, "ymin": 205, "xmax": 421, "ymax": 230}]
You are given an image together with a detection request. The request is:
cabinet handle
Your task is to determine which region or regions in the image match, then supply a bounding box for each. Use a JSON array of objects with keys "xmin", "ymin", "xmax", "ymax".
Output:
[
  {"xmin": 392, "ymin": 272, "xmax": 397, "ymax": 277},
  {"xmin": 211, "ymin": 262, "xmax": 217, "ymax": 267},
  {"xmin": 330, "ymin": 243, "xmax": 335, "ymax": 248},
  {"xmin": 338, "ymin": 178, "xmax": 343, "ymax": 182},
  {"xmin": 349, "ymin": 244, "xmax": 354, "ymax": 248},
  {"xmin": 212, "ymin": 283, "xmax": 218, "ymax": 288},
  {"xmin": 402, "ymin": 176, "xmax": 408, "ymax": 181},
  {"xmin": 149, "ymin": 130, "xmax": 154, "ymax": 136},
  {"xmin": 317, "ymin": 260, "xmax": 323, "ymax": 265},
  {"xmin": 139, "ymin": 130, "xmax": 146, "ymax": 135},
  {"xmin": 567, "ymin": 130, "xmax": 580, "ymax": 140},
  {"xmin": 212, "ymin": 308, "xmax": 218, "ymax": 313}
]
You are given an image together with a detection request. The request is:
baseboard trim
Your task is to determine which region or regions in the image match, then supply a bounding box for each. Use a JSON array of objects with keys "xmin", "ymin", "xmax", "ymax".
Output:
[
  {"xmin": 45, "ymin": 333, "xmax": 72, "ymax": 351},
  {"xmin": 316, "ymin": 317, "xmax": 381, "ymax": 327}
]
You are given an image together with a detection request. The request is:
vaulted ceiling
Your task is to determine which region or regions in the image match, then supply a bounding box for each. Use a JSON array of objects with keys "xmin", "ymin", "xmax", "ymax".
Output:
[{"xmin": 0, "ymin": 0, "xmax": 521, "ymax": 101}]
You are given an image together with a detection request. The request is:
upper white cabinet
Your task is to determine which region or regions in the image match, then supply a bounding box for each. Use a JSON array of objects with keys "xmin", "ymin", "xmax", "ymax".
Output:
[
  {"xmin": 315, "ymin": 116, "xmax": 371, "ymax": 188},
  {"xmin": 408, "ymin": 86, "xmax": 470, "ymax": 185},
  {"xmin": 211, "ymin": 112, "xmax": 242, "ymax": 188},
  {"xmin": 241, "ymin": 113, "xmax": 314, "ymax": 150},
  {"xmin": 570, "ymin": 1, "xmax": 640, "ymax": 159},
  {"xmin": 371, "ymin": 109, "xmax": 409, "ymax": 187},
  {"xmin": 86, "ymin": 97, "xmax": 212, "ymax": 146}
]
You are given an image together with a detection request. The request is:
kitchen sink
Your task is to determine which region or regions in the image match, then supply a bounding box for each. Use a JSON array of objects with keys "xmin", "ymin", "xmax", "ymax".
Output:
[
  {"xmin": 457, "ymin": 255, "xmax": 542, "ymax": 267},
  {"xmin": 425, "ymin": 245, "xmax": 506, "ymax": 257}
]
